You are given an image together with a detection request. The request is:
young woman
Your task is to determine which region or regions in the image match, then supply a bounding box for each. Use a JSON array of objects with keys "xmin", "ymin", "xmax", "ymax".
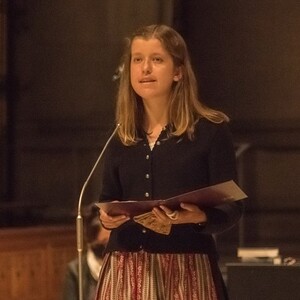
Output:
[{"xmin": 96, "ymin": 24, "xmax": 243, "ymax": 300}]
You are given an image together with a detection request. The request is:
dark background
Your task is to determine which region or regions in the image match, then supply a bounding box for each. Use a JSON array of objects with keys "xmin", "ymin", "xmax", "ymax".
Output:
[{"xmin": 0, "ymin": 0, "xmax": 299, "ymax": 257}]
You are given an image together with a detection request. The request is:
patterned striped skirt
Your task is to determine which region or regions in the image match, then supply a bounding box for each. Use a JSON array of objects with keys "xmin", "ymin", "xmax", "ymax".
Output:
[{"xmin": 95, "ymin": 250, "xmax": 222, "ymax": 300}]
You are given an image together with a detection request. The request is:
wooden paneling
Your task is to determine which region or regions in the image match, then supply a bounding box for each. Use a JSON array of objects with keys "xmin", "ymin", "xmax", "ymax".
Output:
[
  {"xmin": 0, "ymin": 226, "xmax": 76, "ymax": 300},
  {"xmin": 0, "ymin": 0, "xmax": 7, "ymax": 199},
  {"xmin": 3, "ymin": 0, "xmax": 174, "ymax": 225},
  {"xmin": 175, "ymin": 0, "xmax": 300, "ymax": 259}
]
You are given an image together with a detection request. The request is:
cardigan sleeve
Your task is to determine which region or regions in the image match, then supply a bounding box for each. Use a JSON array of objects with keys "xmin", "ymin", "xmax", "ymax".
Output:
[{"xmin": 199, "ymin": 122, "xmax": 244, "ymax": 234}]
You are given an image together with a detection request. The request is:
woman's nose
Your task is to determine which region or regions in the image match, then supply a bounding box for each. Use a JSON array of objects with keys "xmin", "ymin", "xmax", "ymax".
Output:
[{"xmin": 142, "ymin": 59, "xmax": 152, "ymax": 74}]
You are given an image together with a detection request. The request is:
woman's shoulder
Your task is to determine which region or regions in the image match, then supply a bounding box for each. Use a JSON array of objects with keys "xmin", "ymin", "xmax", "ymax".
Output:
[
  {"xmin": 191, "ymin": 118, "xmax": 233, "ymax": 145},
  {"xmin": 105, "ymin": 135, "xmax": 124, "ymax": 153},
  {"xmin": 195, "ymin": 118, "xmax": 230, "ymax": 133}
]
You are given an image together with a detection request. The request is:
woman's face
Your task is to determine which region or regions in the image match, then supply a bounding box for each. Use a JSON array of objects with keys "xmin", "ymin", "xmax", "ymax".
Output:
[{"xmin": 130, "ymin": 37, "xmax": 181, "ymax": 102}]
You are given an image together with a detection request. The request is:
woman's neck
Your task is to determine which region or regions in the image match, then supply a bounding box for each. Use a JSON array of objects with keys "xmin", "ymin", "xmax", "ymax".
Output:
[
  {"xmin": 144, "ymin": 117, "xmax": 168, "ymax": 144},
  {"xmin": 142, "ymin": 97, "xmax": 169, "ymax": 143},
  {"xmin": 143, "ymin": 98, "xmax": 168, "ymax": 129},
  {"xmin": 144, "ymin": 112, "xmax": 168, "ymax": 137}
]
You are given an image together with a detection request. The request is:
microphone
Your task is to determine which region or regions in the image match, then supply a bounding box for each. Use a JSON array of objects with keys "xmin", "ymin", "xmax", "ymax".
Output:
[{"xmin": 76, "ymin": 123, "xmax": 120, "ymax": 300}]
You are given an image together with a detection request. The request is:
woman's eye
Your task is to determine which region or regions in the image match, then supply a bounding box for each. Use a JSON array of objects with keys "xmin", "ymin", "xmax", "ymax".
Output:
[
  {"xmin": 132, "ymin": 57, "xmax": 142, "ymax": 63},
  {"xmin": 153, "ymin": 57, "xmax": 163, "ymax": 63}
]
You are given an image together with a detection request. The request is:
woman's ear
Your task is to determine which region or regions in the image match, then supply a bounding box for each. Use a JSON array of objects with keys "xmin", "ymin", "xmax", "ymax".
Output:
[{"xmin": 173, "ymin": 66, "xmax": 183, "ymax": 82}]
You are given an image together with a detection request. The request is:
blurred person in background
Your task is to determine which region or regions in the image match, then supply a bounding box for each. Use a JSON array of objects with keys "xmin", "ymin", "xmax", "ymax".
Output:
[{"xmin": 62, "ymin": 204, "xmax": 110, "ymax": 300}]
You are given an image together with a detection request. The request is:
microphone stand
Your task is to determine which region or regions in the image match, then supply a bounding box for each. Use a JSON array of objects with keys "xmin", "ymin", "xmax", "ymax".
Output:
[{"xmin": 76, "ymin": 124, "xmax": 120, "ymax": 300}]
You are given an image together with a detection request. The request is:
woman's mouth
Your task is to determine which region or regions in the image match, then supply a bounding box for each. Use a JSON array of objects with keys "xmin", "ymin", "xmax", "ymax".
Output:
[{"xmin": 139, "ymin": 78, "xmax": 156, "ymax": 83}]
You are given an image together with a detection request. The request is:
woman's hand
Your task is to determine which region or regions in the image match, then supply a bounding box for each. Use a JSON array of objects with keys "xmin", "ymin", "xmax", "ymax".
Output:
[
  {"xmin": 152, "ymin": 203, "xmax": 207, "ymax": 225},
  {"xmin": 99, "ymin": 209, "xmax": 130, "ymax": 229}
]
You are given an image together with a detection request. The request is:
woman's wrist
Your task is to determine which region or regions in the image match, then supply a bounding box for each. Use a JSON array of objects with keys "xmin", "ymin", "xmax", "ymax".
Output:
[{"xmin": 194, "ymin": 212, "xmax": 207, "ymax": 226}]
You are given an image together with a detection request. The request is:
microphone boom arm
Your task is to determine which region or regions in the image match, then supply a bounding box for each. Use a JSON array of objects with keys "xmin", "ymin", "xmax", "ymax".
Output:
[{"xmin": 76, "ymin": 124, "xmax": 120, "ymax": 300}]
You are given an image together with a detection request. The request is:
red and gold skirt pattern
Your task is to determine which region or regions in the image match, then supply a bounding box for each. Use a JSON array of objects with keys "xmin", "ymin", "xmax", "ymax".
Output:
[{"xmin": 95, "ymin": 250, "xmax": 218, "ymax": 300}]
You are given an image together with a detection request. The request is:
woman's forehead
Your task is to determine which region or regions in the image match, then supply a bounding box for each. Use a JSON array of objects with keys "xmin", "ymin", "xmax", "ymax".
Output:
[{"xmin": 131, "ymin": 37, "xmax": 167, "ymax": 54}]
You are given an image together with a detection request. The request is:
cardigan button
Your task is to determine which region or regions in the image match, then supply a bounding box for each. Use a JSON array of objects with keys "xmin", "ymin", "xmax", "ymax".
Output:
[
  {"xmin": 145, "ymin": 174, "xmax": 150, "ymax": 179},
  {"xmin": 145, "ymin": 192, "xmax": 149, "ymax": 197},
  {"xmin": 142, "ymin": 228, "xmax": 147, "ymax": 234},
  {"xmin": 156, "ymin": 141, "xmax": 161, "ymax": 145},
  {"xmin": 146, "ymin": 154, "xmax": 150, "ymax": 160}
]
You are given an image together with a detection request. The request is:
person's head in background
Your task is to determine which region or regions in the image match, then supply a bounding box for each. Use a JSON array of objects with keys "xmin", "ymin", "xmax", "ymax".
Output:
[{"xmin": 83, "ymin": 204, "xmax": 110, "ymax": 259}]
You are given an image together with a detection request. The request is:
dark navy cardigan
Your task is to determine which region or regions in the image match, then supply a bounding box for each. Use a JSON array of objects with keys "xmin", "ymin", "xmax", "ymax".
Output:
[{"xmin": 99, "ymin": 119, "xmax": 243, "ymax": 256}]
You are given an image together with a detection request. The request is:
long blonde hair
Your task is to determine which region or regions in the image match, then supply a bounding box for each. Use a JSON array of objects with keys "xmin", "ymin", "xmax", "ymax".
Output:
[{"xmin": 115, "ymin": 24, "xmax": 229, "ymax": 145}]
